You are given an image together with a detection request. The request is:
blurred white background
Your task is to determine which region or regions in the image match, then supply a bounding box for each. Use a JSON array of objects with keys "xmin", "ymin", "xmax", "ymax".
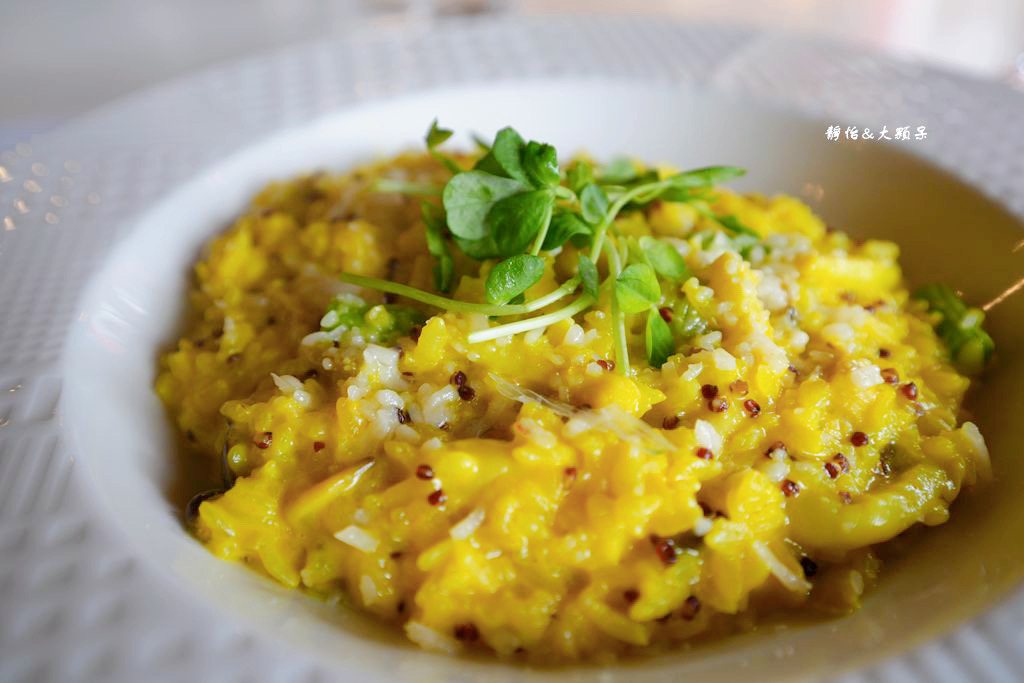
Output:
[{"xmin": 2, "ymin": 0, "xmax": 1023, "ymax": 146}]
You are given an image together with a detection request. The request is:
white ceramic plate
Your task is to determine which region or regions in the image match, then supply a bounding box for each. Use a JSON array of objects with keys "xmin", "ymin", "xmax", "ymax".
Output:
[{"xmin": 1, "ymin": 15, "xmax": 1023, "ymax": 683}]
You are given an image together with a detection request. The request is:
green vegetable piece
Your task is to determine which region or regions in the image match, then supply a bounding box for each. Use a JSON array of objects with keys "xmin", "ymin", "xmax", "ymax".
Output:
[
  {"xmin": 566, "ymin": 160, "xmax": 594, "ymax": 194},
  {"xmin": 485, "ymin": 254, "xmax": 546, "ymax": 305},
  {"xmin": 578, "ymin": 254, "xmax": 599, "ymax": 300},
  {"xmin": 639, "ymin": 236, "xmax": 690, "ymax": 280},
  {"xmin": 542, "ymin": 211, "xmax": 591, "ymax": 251},
  {"xmin": 523, "ymin": 141, "xmax": 560, "ymax": 187},
  {"xmin": 487, "ymin": 189, "xmax": 555, "ymax": 257},
  {"xmin": 443, "ymin": 170, "xmax": 526, "ymax": 241},
  {"xmin": 320, "ymin": 294, "xmax": 425, "ymax": 344},
  {"xmin": 421, "ymin": 201, "xmax": 454, "ymax": 292},
  {"xmin": 614, "ymin": 263, "xmax": 660, "ymax": 314},
  {"xmin": 473, "ymin": 149, "xmax": 505, "ymax": 176},
  {"xmin": 580, "ymin": 183, "xmax": 609, "ymax": 225},
  {"xmin": 913, "ymin": 283, "xmax": 994, "ymax": 375},
  {"xmin": 425, "ymin": 119, "xmax": 461, "ymax": 175},
  {"xmin": 426, "ymin": 119, "xmax": 453, "ymax": 149},
  {"xmin": 491, "ymin": 127, "xmax": 533, "ymax": 187},
  {"xmin": 668, "ymin": 300, "xmax": 705, "ymax": 340},
  {"xmin": 321, "ymin": 293, "xmax": 368, "ymax": 331},
  {"xmin": 600, "ymin": 157, "xmax": 639, "ymax": 184},
  {"xmin": 645, "ymin": 309, "xmax": 675, "ymax": 367},
  {"xmin": 453, "ymin": 234, "xmax": 501, "ymax": 260},
  {"xmin": 666, "ymin": 165, "xmax": 746, "ymax": 189},
  {"xmin": 715, "ymin": 213, "xmax": 760, "ymax": 238}
]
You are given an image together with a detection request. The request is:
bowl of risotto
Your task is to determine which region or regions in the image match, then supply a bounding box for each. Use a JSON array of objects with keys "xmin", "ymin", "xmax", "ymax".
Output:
[{"xmin": 60, "ymin": 78, "xmax": 1024, "ymax": 681}]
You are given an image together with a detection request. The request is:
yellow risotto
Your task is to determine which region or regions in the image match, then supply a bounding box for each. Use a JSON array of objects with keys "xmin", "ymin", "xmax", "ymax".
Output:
[{"xmin": 157, "ymin": 130, "xmax": 992, "ymax": 662}]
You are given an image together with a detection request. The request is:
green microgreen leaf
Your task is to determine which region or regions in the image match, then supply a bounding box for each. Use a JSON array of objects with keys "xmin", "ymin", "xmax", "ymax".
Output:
[
  {"xmin": 913, "ymin": 284, "xmax": 994, "ymax": 374},
  {"xmin": 668, "ymin": 300, "xmax": 706, "ymax": 340},
  {"xmin": 578, "ymin": 253, "xmax": 599, "ymax": 300},
  {"xmin": 426, "ymin": 119, "xmax": 453, "ymax": 149},
  {"xmin": 542, "ymin": 211, "xmax": 592, "ymax": 251},
  {"xmin": 639, "ymin": 236, "xmax": 690, "ymax": 280},
  {"xmin": 566, "ymin": 160, "xmax": 594, "ymax": 195},
  {"xmin": 715, "ymin": 213, "xmax": 760, "ymax": 238},
  {"xmin": 600, "ymin": 157, "xmax": 640, "ymax": 184},
  {"xmin": 666, "ymin": 165, "xmax": 746, "ymax": 189},
  {"xmin": 485, "ymin": 254, "xmax": 546, "ymax": 305},
  {"xmin": 523, "ymin": 141, "xmax": 560, "ymax": 187},
  {"xmin": 645, "ymin": 309, "xmax": 675, "ymax": 367},
  {"xmin": 491, "ymin": 127, "xmax": 533, "ymax": 187},
  {"xmin": 473, "ymin": 149, "xmax": 505, "ymax": 176},
  {"xmin": 487, "ymin": 189, "xmax": 555, "ymax": 257},
  {"xmin": 580, "ymin": 183, "xmax": 609, "ymax": 225},
  {"xmin": 442, "ymin": 170, "xmax": 526, "ymax": 241},
  {"xmin": 614, "ymin": 263, "xmax": 660, "ymax": 314},
  {"xmin": 421, "ymin": 201, "xmax": 454, "ymax": 292},
  {"xmin": 425, "ymin": 119, "xmax": 461, "ymax": 175},
  {"xmin": 453, "ymin": 234, "xmax": 500, "ymax": 260}
]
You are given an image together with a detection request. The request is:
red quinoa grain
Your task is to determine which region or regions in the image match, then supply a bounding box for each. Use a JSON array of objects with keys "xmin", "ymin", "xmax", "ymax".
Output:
[
  {"xmin": 881, "ymin": 368, "xmax": 900, "ymax": 384},
  {"xmin": 416, "ymin": 465, "xmax": 434, "ymax": 480},
  {"xmin": 743, "ymin": 399, "xmax": 761, "ymax": 417},
  {"xmin": 850, "ymin": 431, "xmax": 869, "ymax": 447},
  {"xmin": 653, "ymin": 538, "xmax": 680, "ymax": 565},
  {"xmin": 662, "ymin": 415, "xmax": 680, "ymax": 430},
  {"xmin": 680, "ymin": 596, "xmax": 701, "ymax": 620},
  {"xmin": 781, "ymin": 479, "xmax": 800, "ymax": 497},
  {"xmin": 901, "ymin": 382, "xmax": 918, "ymax": 400},
  {"xmin": 695, "ymin": 447, "xmax": 714, "ymax": 460},
  {"xmin": 254, "ymin": 432, "xmax": 273, "ymax": 449},
  {"xmin": 427, "ymin": 489, "xmax": 447, "ymax": 506}
]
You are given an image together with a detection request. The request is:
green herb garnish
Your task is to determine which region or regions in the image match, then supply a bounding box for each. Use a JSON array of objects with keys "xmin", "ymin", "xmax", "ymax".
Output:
[
  {"xmin": 320, "ymin": 294, "xmax": 426, "ymax": 345},
  {"xmin": 344, "ymin": 122, "xmax": 756, "ymax": 373},
  {"xmin": 913, "ymin": 284, "xmax": 994, "ymax": 374}
]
